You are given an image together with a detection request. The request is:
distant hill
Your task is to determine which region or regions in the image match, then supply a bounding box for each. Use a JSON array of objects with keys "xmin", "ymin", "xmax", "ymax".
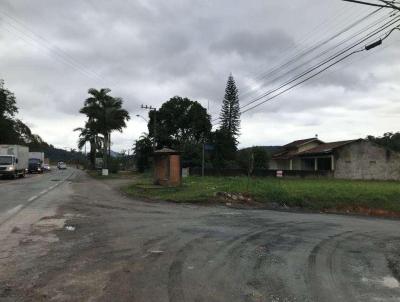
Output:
[{"xmin": 110, "ymin": 150, "xmax": 121, "ymax": 158}]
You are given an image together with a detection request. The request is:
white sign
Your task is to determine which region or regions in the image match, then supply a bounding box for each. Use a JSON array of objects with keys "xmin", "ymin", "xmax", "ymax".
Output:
[
  {"xmin": 182, "ymin": 168, "xmax": 189, "ymax": 178},
  {"xmin": 276, "ymin": 170, "xmax": 283, "ymax": 178}
]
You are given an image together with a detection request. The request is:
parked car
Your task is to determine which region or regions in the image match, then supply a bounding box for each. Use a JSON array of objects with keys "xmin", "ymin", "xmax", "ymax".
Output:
[
  {"xmin": 43, "ymin": 164, "xmax": 51, "ymax": 171},
  {"xmin": 57, "ymin": 162, "xmax": 67, "ymax": 170}
]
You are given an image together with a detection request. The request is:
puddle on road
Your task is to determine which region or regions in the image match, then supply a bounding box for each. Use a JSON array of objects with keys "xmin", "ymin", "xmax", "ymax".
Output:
[
  {"xmin": 362, "ymin": 276, "xmax": 400, "ymax": 289},
  {"xmin": 148, "ymin": 250, "xmax": 164, "ymax": 254},
  {"xmin": 65, "ymin": 225, "xmax": 75, "ymax": 231},
  {"xmin": 382, "ymin": 276, "xmax": 400, "ymax": 288},
  {"xmin": 35, "ymin": 218, "xmax": 66, "ymax": 230}
]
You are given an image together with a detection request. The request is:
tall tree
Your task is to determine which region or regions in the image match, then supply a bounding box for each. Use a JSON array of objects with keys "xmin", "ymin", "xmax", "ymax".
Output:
[
  {"xmin": 149, "ymin": 96, "xmax": 212, "ymax": 149},
  {"xmin": 368, "ymin": 132, "xmax": 400, "ymax": 152},
  {"xmin": 146, "ymin": 96, "xmax": 211, "ymax": 166},
  {"xmin": 134, "ymin": 133, "xmax": 153, "ymax": 172},
  {"xmin": 74, "ymin": 122, "xmax": 103, "ymax": 169},
  {"xmin": 219, "ymin": 74, "xmax": 240, "ymax": 142},
  {"xmin": 79, "ymin": 88, "xmax": 130, "ymax": 169},
  {"xmin": 0, "ymin": 80, "xmax": 19, "ymax": 144},
  {"xmin": 210, "ymin": 129, "xmax": 237, "ymax": 169},
  {"xmin": 0, "ymin": 80, "xmax": 18, "ymax": 119}
]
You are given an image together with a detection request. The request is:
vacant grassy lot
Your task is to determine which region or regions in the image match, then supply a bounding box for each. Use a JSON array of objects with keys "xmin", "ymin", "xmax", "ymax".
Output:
[{"xmin": 124, "ymin": 175, "xmax": 400, "ymax": 212}]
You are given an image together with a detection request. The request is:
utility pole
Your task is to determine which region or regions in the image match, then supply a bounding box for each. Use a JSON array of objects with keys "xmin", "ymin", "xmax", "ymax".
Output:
[{"xmin": 141, "ymin": 104, "xmax": 158, "ymax": 150}]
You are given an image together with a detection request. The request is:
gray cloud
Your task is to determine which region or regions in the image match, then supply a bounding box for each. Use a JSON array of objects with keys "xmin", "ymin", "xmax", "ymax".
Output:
[
  {"xmin": 0, "ymin": 0, "xmax": 399, "ymax": 150},
  {"xmin": 211, "ymin": 29, "xmax": 295, "ymax": 59}
]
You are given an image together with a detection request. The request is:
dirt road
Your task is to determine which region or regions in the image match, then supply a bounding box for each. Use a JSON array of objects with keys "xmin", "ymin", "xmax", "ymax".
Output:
[{"xmin": 0, "ymin": 169, "xmax": 399, "ymax": 301}]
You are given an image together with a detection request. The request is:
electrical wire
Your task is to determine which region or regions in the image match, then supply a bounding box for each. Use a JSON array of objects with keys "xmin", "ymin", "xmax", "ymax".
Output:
[
  {"xmin": 237, "ymin": 7, "xmax": 385, "ymax": 100},
  {"xmin": 212, "ymin": 19, "xmax": 400, "ymax": 124},
  {"xmin": 240, "ymin": 4, "xmax": 352, "ymax": 85},
  {"xmin": 0, "ymin": 9, "xmax": 105, "ymax": 83},
  {"xmin": 237, "ymin": 17, "xmax": 400, "ymax": 110},
  {"xmin": 239, "ymin": 10, "xmax": 397, "ymax": 105},
  {"xmin": 240, "ymin": 24, "xmax": 400, "ymax": 115}
]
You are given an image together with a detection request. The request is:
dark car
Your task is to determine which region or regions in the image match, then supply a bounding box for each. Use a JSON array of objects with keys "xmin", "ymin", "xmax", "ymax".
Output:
[{"xmin": 28, "ymin": 158, "xmax": 43, "ymax": 174}]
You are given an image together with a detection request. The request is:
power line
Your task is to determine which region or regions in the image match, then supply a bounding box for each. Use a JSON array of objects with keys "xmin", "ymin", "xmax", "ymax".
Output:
[
  {"xmin": 239, "ymin": 13, "xmax": 399, "ymax": 111},
  {"xmin": 212, "ymin": 16, "xmax": 399, "ymax": 123},
  {"xmin": 237, "ymin": 17, "xmax": 400, "ymax": 109},
  {"xmin": 378, "ymin": 0, "xmax": 400, "ymax": 10},
  {"xmin": 237, "ymin": 7, "xmax": 385, "ymax": 100},
  {"xmin": 211, "ymin": 8, "xmax": 387, "ymax": 122},
  {"xmin": 342, "ymin": 0, "xmax": 395, "ymax": 8},
  {"xmin": 239, "ymin": 9, "xmax": 394, "ymax": 104},
  {"xmin": 240, "ymin": 25, "xmax": 399, "ymax": 115},
  {"xmin": 211, "ymin": 19, "xmax": 399, "ymax": 125},
  {"xmin": 240, "ymin": 49, "xmax": 364, "ymax": 115},
  {"xmin": 0, "ymin": 9, "xmax": 106, "ymax": 83},
  {"xmin": 239, "ymin": 4, "xmax": 352, "ymax": 88}
]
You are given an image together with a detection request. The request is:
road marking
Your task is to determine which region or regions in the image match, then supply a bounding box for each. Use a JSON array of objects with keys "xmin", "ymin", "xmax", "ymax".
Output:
[
  {"xmin": 6, "ymin": 205, "xmax": 23, "ymax": 215},
  {"xmin": 0, "ymin": 171, "xmax": 75, "ymax": 227},
  {"xmin": 27, "ymin": 195, "xmax": 38, "ymax": 202}
]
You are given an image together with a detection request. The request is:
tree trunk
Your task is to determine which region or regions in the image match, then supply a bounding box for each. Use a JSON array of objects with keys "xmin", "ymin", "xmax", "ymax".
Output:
[
  {"xmin": 108, "ymin": 133, "xmax": 111, "ymax": 158},
  {"xmin": 103, "ymin": 132, "xmax": 108, "ymax": 169},
  {"xmin": 89, "ymin": 139, "xmax": 96, "ymax": 169}
]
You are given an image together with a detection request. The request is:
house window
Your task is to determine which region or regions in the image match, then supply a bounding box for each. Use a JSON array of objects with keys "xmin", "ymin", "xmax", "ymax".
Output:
[{"xmin": 317, "ymin": 157, "xmax": 332, "ymax": 171}]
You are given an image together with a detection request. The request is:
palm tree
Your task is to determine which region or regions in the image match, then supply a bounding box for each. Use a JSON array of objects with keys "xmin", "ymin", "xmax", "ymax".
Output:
[
  {"xmin": 79, "ymin": 88, "xmax": 130, "ymax": 169},
  {"xmin": 74, "ymin": 122, "xmax": 103, "ymax": 169}
]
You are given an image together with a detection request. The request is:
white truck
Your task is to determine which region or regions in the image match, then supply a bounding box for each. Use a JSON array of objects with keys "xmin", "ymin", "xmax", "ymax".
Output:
[{"xmin": 0, "ymin": 145, "xmax": 29, "ymax": 178}]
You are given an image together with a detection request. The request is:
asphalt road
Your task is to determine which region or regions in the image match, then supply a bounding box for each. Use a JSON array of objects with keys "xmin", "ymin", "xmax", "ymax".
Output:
[
  {"xmin": 0, "ymin": 168, "xmax": 73, "ymax": 226},
  {"xmin": 0, "ymin": 169, "xmax": 399, "ymax": 302}
]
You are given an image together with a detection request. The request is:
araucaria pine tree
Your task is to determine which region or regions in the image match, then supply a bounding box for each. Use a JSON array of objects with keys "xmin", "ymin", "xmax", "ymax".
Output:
[{"xmin": 219, "ymin": 74, "xmax": 240, "ymax": 142}]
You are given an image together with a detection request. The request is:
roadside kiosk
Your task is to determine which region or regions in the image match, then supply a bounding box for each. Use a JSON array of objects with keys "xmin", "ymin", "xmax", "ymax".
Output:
[{"xmin": 153, "ymin": 148, "xmax": 181, "ymax": 187}]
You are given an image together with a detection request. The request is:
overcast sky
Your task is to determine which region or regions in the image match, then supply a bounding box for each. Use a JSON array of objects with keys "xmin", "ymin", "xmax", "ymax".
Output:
[{"xmin": 0, "ymin": 0, "xmax": 399, "ymax": 151}]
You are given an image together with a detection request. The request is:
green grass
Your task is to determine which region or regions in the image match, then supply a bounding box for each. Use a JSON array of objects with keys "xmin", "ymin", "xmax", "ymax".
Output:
[{"xmin": 123, "ymin": 175, "xmax": 400, "ymax": 212}]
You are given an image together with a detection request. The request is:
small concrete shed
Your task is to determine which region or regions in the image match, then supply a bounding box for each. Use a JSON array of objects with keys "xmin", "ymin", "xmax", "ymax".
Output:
[{"xmin": 153, "ymin": 148, "xmax": 181, "ymax": 187}]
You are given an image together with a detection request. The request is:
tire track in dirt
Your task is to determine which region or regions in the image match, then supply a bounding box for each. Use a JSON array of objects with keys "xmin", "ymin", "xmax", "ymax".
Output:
[
  {"xmin": 168, "ymin": 236, "xmax": 208, "ymax": 302},
  {"xmin": 307, "ymin": 231, "xmax": 355, "ymax": 302}
]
